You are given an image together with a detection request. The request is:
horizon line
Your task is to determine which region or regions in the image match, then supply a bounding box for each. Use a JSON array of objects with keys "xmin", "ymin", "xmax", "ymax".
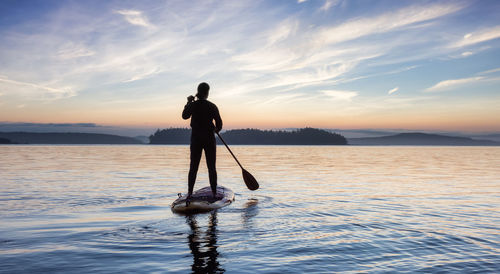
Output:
[{"xmin": 1, "ymin": 122, "xmax": 500, "ymax": 135}]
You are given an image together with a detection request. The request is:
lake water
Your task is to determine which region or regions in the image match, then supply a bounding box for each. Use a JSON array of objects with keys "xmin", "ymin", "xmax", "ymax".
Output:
[{"xmin": 1, "ymin": 145, "xmax": 499, "ymax": 273}]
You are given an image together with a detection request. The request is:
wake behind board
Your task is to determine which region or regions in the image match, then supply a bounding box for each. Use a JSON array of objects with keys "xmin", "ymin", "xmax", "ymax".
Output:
[{"xmin": 171, "ymin": 186, "xmax": 234, "ymax": 214}]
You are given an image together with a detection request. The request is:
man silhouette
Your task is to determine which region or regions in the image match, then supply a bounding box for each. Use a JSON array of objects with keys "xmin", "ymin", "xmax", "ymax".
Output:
[{"xmin": 182, "ymin": 82, "xmax": 223, "ymax": 201}]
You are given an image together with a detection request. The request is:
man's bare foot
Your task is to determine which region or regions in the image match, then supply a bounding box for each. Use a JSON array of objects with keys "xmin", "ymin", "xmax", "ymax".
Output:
[{"xmin": 185, "ymin": 194, "xmax": 192, "ymax": 206}]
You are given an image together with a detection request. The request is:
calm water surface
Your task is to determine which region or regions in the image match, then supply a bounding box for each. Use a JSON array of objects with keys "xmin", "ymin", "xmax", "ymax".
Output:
[{"xmin": 1, "ymin": 145, "xmax": 499, "ymax": 273}]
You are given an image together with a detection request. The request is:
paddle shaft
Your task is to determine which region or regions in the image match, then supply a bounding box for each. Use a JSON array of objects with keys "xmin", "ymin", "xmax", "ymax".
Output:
[
  {"xmin": 216, "ymin": 131, "xmax": 259, "ymax": 191},
  {"xmin": 216, "ymin": 132, "xmax": 243, "ymax": 170}
]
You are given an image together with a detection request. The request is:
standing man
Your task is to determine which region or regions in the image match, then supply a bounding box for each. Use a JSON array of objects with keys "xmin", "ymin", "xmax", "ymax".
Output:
[{"xmin": 182, "ymin": 82, "xmax": 223, "ymax": 201}]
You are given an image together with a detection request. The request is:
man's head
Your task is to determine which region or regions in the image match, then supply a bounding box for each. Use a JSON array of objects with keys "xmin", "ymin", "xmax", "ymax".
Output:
[{"xmin": 196, "ymin": 82, "xmax": 210, "ymax": 99}]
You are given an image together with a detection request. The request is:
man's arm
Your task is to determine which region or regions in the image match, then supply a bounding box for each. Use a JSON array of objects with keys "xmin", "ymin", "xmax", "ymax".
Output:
[
  {"xmin": 213, "ymin": 105, "xmax": 223, "ymax": 133},
  {"xmin": 182, "ymin": 96, "xmax": 195, "ymax": 120}
]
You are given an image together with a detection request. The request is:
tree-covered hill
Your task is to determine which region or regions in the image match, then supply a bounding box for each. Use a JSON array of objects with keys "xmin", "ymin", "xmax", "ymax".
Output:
[
  {"xmin": 0, "ymin": 132, "xmax": 142, "ymax": 144},
  {"xmin": 348, "ymin": 132, "xmax": 500, "ymax": 146},
  {"xmin": 149, "ymin": 128, "xmax": 192, "ymax": 144},
  {"xmin": 149, "ymin": 127, "xmax": 347, "ymax": 145},
  {"xmin": 0, "ymin": 137, "xmax": 13, "ymax": 144}
]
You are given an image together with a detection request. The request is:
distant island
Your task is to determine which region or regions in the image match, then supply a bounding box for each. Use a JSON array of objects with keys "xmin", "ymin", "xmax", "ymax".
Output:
[
  {"xmin": 0, "ymin": 137, "xmax": 14, "ymax": 144},
  {"xmin": 149, "ymin": 127, "xmax": 348, "ymax": 145},
  {"xmin": 221, "ymin": 128, "xmax": 347, "ymax": 145},
  {"xmin": 0, "ymin": 132, "xmax": 143, "ymax": 144},
  {"xmin": 348, "ymin": 132, "xmax": 500, "ymax": 146}
]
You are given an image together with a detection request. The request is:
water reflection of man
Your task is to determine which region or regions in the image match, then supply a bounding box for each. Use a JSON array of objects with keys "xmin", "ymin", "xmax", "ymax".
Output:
[
  {"xmin": 186, "ymin": 212, "xmax": 224, "ymax": 273},
  {"xmin": 182, "ymin": 82, "xmax": 223, "ymax": 201}
]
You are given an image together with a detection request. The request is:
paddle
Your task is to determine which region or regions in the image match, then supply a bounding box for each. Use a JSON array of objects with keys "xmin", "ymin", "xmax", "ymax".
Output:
[{"xmin": 216, "ymin": 132, "xmax": 259, "ymax": 191}]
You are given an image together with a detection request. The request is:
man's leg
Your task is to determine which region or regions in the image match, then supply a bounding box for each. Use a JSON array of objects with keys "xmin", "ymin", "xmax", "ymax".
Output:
[
  {"xmin": 205, "ymin": 138, "xmax": 217, "ymax": 198},
  {"xmin": 188, "ymin": 140, "xmax": 203, "ymax": 197}
]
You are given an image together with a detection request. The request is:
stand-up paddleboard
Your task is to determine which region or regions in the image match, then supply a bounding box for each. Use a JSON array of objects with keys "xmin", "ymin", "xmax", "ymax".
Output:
[{"xmin": 171, "ymin": 186, "xmax": 235, "ymax": 214}]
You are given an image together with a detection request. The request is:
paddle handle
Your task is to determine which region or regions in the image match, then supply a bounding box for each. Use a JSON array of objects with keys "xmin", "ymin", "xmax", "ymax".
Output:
[{"xmin": 216, "ymin": 132, "xmax": 243, "ymax": 170}]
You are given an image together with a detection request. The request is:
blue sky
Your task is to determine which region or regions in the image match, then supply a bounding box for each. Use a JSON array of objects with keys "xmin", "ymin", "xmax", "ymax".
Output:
[{"xmin": 0, "ymin": 0, "xmax": 499, "ymax": 132}]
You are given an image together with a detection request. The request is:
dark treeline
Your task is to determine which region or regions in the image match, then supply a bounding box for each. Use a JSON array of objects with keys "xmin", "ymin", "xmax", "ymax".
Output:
[
  {"xmin": 0, "ymin": 137, "xmax": 13, "ymax": 144},
  {"xmin": 0, "ymin": 132, "xmax": 142, "ymax": 144},
  {"xmin": 223, "ymin": 128, "xmax": 347, "ymax": 145},
  {"xmin": 348, "ymin": 132, "xmax": 500, "ymax": 146},
  {"xmin": 149, "ymin": 127, "xmax": 347, "ymax": 145},
  {"xmin": 149, "ymin": 128, "xmax": 192, "ymax": 144}
]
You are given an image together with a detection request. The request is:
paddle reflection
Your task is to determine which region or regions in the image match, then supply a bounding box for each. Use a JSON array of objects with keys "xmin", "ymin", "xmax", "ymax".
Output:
[
  {"xmin": 241, "ymin": 198, "xmax": 259, "ymax": 229},
  {"xmin": 186, "ymin": 211, "xmax": 224, "ymax": 274}
]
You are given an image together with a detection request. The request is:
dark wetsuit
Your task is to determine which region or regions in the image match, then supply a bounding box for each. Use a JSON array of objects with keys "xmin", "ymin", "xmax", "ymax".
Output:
[{"xmin": 182, "ymin": 99, "xmax": 223, "ymax": 196}]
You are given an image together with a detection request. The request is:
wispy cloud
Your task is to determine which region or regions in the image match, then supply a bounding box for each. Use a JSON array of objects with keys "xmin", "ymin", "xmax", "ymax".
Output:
[
  {"xmin": 251, "ymin": 93, "xmax": 308, "ymax": 106},
  {"xmin": 56, "ymin": 43, "xmax": 95, "ymax": 60},
  {"xmin": 452, "ymin": 26, "xmax": 500, "ymax": 48},
  {"xmin": 122, "ymin": 67, "xmax": 163, "ymax": 83},
  {"xmin": 388, "ymin": 87, "xmax": 399, "ymax": 95},
  {"xmin": 266, "ymin": 19, "xmax": 299, "ymax": 46},
  {"xmin": 115, "ymin": 9, "xmax": 153, "ymax": 28},
  {"xmin": 461, "ymin": 51, "xmax": 474, "ymax": 57},
  {"xmin": 0, "ymin": 77, "xmax": 76, "ymax": 100},
  {"xmin": 477, "ymin": 67, "xmax": 500, "ymax": 75},
  {"xmin": 424, "ymin": 77, "xmax": 484, "ymax": 92},
  {"xmin": 321, "ymin": 90, "xmax": 358, "ymax": 101},
  {"xmin": 320, "ymin": 0, "xmax": 340, "ymax": 12},
  {"xmin": 317, "ymin": 2, "xmax": 463, "ymax": 45}
]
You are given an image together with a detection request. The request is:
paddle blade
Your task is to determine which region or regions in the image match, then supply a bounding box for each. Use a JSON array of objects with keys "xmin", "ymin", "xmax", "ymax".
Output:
[{"xmin": 242, "ymin": 168, "xmax": 259, "ymax": 191}]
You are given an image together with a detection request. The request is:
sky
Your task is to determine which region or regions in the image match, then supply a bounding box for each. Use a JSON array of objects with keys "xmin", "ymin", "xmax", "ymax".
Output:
[{"xmin": 0, "ymin": 0, "xmax": 499, "ymax": 133}]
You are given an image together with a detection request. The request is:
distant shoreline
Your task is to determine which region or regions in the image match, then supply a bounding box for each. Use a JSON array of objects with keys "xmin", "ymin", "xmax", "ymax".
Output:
[
  {"xmin": 0, "ymin": 132, "xmax": 142, "ymax": 145},
  {"xmin": 1, "ymin": 129, "xmax": 499, "ymax": 146},
  {"xmin": 348, "ymin": 132, "xmax": 500, "ymax": 146},
  {"xmin": 2, "ymin": 143, "xmax": 500, "ymax": 147}
]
